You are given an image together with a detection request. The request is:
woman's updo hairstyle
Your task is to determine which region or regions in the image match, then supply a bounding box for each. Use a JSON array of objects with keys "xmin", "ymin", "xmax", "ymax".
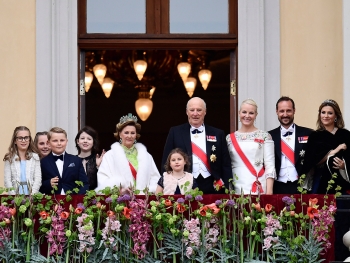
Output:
[{"xmin": 114, "ymin": 113, "xmax": 141, "ymax": 141}]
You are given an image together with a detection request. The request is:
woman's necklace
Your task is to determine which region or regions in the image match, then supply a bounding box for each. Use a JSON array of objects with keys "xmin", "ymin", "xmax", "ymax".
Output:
[
  {"xmin": 330, "ymin": 127, "xmax": 338, "ymax": 135},
  {"xmin": 171, "ymin": 172, "xmax": 186, "ymax": 180}
]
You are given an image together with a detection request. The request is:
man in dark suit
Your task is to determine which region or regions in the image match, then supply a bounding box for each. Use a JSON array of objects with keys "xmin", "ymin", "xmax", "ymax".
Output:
[
  {"xmin": 162, "ymin": 97, "xmax": 232, "ymax": 194},
  {"xmin": 40, "ymin": 127, "xmax": 89, "ymax": 195},
  {"xmin": 268, "ymin": 96, "xmax": 313, "ymax": 194}
]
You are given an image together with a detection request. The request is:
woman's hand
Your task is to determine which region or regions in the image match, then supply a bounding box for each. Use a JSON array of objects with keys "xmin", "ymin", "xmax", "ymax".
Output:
[
  {"xmin": 333, "ymin": 157, "xmax": 345, "ymax": 170},
  {"xmin": 96, "ymin": 149, "xmax": 106, "ymax": 168}
]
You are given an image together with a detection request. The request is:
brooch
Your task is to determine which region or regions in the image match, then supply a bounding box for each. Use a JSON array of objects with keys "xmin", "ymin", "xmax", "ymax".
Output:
[
  {"xmin": 210, "ymin": 154, "xmax": 217, "ymax": 162},
  {"xmin": 254, "ymin": 160, "xmax": 262, "ymax": 166}
]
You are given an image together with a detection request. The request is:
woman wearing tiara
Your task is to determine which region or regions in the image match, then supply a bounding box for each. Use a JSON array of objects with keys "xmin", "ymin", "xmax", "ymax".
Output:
[
  {"xmin": 303, "ymin": 99, "xmax": 350, "ymax": 194},
  {"xmin": 95, "ymin": 113, "xmax": 160, "ymax": 194},
  {"xmin": 226, "ymin": 99, "xmax": 276, "ymax": 194}
]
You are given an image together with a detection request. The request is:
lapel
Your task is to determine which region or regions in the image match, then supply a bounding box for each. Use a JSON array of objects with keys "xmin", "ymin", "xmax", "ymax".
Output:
[
  {"xmin": 62, "ymin": 153, "xmax": 70, "ymax": 179},
  {"xmin": 204, "ymin": 125, "xmax": 213, "ymax": 159},
  {"xmin": 13, "ymin": 155, "xmax": 21, "ymax": 178},
  {"xmin": 294, "ymin": 125, "xmax": 302, "ymax": 162},
  {"xmin": 48, "ymin": 153, "xmax": 61, "ymax": 177},
  {"xmin": 182, "ymin": 123, "xmax": 192, "ymax": 155},
  {"xmin": 274, "ymin": 128, "xmax": 282, "ymax": 160}
]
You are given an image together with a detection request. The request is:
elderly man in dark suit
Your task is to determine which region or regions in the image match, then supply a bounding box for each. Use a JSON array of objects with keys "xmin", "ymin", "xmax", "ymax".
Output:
[
  {"xmin": 162, "ymin": 97, "xmax": 232, "ymax": 194},
  {"xmin": 268, "ymin": 96, "xmax": 313, "ymax": 194}
]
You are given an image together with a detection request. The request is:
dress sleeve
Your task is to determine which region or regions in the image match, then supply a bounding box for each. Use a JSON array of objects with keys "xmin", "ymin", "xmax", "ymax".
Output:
[
  {"xmin": 147, "ymin": 154, "xmax": 161, "ymax": 193},
  {"xmin": 95, "ymin": 152, "xmax": 113, "ymax": 193},
  {"xmin": 31, "ymin": 155, "xmax": 42, "ymax": 194},
  {"xmin": 157, "ymin": 176, "xmax": 164, "ymax": 188},
  {"xmin": 4, "ymin": 160, "xmax": 15, "ymax": 195},
  {"xmin": 263, "ymin": 133, "xmax": 276, "ymax": 179}
]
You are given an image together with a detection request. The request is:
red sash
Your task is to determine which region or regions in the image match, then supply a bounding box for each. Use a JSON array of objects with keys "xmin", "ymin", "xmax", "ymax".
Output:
[
  {"xmin": 191, "ymin": 142, "xmax": 211, "ymax": 172},
  {"xmin": 281, "ymin": 140, "xmax": 295, "ymax": 164},
  {"xmin": 230, "ymin": 133, "xmax": 265, "ymax": 193},
  {"xmin": 128, "ymin": 162, "xmax": 137, "ymax": 181}
]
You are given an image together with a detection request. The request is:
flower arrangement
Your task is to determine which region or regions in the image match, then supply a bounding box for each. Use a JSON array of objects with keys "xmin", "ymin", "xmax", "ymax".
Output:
[{"xmin": 0, "ymin": 178, "xmax": 338, "ymax": 263}]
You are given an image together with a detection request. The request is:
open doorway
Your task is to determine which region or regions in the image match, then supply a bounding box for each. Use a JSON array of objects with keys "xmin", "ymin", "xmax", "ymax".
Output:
[{"xmin": 83, "ymin": 49, "xmax": 231, "ymax": 170}]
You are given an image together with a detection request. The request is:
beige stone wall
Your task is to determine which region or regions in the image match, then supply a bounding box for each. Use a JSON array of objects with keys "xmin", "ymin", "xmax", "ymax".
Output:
[
  {"xmin": 0, "ymin": 1, "xmax": 36, "ymax": 187},
  {"xmin": 280, "ymin": 0, "xmax": 343, "ymax": 129}
]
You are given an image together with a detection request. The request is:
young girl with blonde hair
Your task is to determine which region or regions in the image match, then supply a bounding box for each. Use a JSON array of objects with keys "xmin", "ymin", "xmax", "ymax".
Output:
[{"xmin": 3, "ymin": 126, "xmax": 42, "ymax": 194}]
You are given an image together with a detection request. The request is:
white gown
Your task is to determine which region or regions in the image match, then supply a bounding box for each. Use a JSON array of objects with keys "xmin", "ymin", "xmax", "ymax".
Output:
[{"xmin": 226, "ymin": 130, "xmax": 276, "ymax": 194}]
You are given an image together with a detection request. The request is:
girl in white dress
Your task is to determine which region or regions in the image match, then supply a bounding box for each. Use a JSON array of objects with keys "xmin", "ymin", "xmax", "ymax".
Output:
[{"xmin": 226, "ymin": 99, "xmax": 276, "ymax": 194}]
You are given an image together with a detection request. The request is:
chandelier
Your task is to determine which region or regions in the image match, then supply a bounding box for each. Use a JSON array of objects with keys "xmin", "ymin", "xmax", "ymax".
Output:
[{"xmin": 85, "ymin": 50, "xmax": 214, "ymax": 121}]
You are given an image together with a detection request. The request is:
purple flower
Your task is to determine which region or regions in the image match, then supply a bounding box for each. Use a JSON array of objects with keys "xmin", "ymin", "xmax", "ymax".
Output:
[
  {"xmin": 185, "ymin": 194, "xmax": 192, "ymax": 200},
  {"xmin": 91, "ymin": 199, "xmax": 97, "ymax": 205},
  {"xmin": 105, "ymin": 197, "xmax": 112, "ymax": 204},
  {"xmin": 226, "ymin": 199, "xmax": 235, "ymax": 207},
  {"xmin": 117, "ymin": 196, "xmax": 124, "ymax": 203},
  {"xmin": 282, "ymin": 196, "xmax": 295, "ymax": 206},
  {"xmin": 177, "ymin": 198, "xmax": 185, "ymax": 204},
  {"xmin": 122, "ymin": 194, "xmax": 131, "ymax": 201},
  {"xmin": 195, "ymin": 195, "xmax": 203, "ymax": 201},
  {"xmin": 77, "ymin": 203, "xmax": 85, "ymax": 210},
  {"xmin": 215, "ymin": 200, "xmax": 222, "ymax": 206}
]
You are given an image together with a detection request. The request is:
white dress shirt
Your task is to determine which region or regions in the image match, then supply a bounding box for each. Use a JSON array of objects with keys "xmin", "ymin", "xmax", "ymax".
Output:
[
  {"xmin": 53, "ymin": 152, "xmax": 65, "ymax": 194},
  {"xmin": 190, "ymin": 125, "xmax": 211, "ymax": 179},
  {"xmin": 279, "ymin": 125, "xmax": 298, "ymax": 183}
]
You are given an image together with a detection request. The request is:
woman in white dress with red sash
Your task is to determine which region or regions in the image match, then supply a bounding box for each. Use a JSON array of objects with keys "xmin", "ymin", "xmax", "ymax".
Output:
[{"xmin": 226, "ymin": 99, "xmax": 276, "ymax": 194}]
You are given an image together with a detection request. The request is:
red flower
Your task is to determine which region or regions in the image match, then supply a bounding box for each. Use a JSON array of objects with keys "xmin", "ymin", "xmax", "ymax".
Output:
[
  {"xmin": 107, "ymin": 210, "xmax": 115, "ymax": 218},
  {"xmin": 290, "ymin": 211, "xmax": 295, "ymax": 217},
  {"xmin": 253, "ymin": 203, "xmax": 262, "ymax": 212},
  {"xmin": 177, "ymin": 204, "xmax": 186, "ymax": 213},
  {"xmin": 9, "ymin": 208, "xmax": 16, "ymax": 216},
  {"xmin": 309, "ymin": 198, "xmax": 318, "ymax": 208},
  {"xmin": 165, "ymin": 199, "xmax": 172, "ymax": 207},
  {"xmin": 4, "ymin": 218, "xmax": 11, "ymax": 225},
  {"xmin": 123, "ymin": 207, "xmax": 132, "ymax": 219},
  {"xmin": 307, "ymin": 207, "xmax": 319, "ymax": 219},
  {"xmin": 60, "ymin": 211, "xmax": 69, "ymax": 220},
  {"xmin": 75, "ymin": 208, "xmax": 83, "ymax": 215},
  {"xmin": 206, "ymin": 203, "xmax": 220, "ymax": 214},
  {"xmin": 199, "ymin": 206, "xmax": 208, "ymax": 216},
  {"xmin": 265, "ymin": 204, "xmax": 273, "ymax": 213},
  {"xmin": 39, "ymin": 211, "xmax": 49, "ymax": 220}
]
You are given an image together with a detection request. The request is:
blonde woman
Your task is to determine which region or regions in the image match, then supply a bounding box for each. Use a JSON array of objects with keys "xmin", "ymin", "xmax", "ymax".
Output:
[
  {"xmin": 226, "ymin": 99, "xmax": 276, "ymax": 194},
  {"xmin": 3, "ymin": 126, "xmax": 42, "ymax": 194}
]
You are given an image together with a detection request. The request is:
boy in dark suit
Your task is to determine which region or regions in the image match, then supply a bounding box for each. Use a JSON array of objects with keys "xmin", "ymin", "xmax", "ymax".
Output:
[{"xmin": 40, "ymin": 127, "xmax": 89, "ymax": 194}]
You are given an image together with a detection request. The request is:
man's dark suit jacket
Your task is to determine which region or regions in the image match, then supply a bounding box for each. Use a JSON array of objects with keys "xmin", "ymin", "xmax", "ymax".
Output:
[
  {"xmin": 162, "ymin": 123, "xmax": 232, "ymax": 188},
  {"xmin": 268, "ymin": 124, "xmax": 313, "ymax": 178},
  {"xmin": 40, "ymin": 152, "xmax": 89, "ymax": 194}
]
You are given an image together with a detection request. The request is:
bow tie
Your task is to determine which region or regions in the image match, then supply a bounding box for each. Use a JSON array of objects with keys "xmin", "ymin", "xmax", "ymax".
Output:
[
  {"xmin": 53, "ymin": 155, "xmax": 64, "ymax": 161},
  {"xmin": 282, "ymin": 131, "xmax": 293, "ymax": 137},
  {"xmin": 191, "ymin": 129, "xmax": 203, "ymax": 134}
]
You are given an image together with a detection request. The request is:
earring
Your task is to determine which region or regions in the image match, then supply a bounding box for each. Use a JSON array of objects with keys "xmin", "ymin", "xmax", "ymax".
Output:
[
  {"xmin": 134, "ymin": 140, "xmax": 137, "ymax": 144},
  {"xmin": 119, "ymin": 139, "xmax": 122, "ymax": 144},
  {"xmin": 335, "ymin": 118, "xmax": 337, "ymax": 123}
]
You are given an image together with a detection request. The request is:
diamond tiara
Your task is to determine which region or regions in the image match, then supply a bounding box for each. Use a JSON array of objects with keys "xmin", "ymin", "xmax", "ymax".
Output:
[
  {"xmin": 322, "ymin": 99, "xmax": 336, "ymax": 106},
  {"xmin": 119, "ymin": 113, "xmax": 138, "ymax": 124}
]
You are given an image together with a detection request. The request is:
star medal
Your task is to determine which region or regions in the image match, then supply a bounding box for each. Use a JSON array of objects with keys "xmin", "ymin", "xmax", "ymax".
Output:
[
  {"xmin": 299, "ymin": 150, "xmax": 305, "ymax": 157},
  {"xmin": 210, "ymin": 154, "xmax": 217, "ymax": 162},
  {"xmin": 286, "ymin": 135, "xmax": 291, "ymax": 141},
  {"xmin": 212, "ymin": 145, "xmax": 216, "ymax": 151}
]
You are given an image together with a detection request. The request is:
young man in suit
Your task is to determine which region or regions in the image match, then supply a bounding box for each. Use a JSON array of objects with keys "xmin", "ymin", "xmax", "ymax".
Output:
[
  {"xmin": 268, "ymin": 97, "xmax": 313, "ymax": 194},
  {"xmin": 40, "ymin": 127, "xmax": 89, "ymax": 194},
  {"xmin": 162, "ymin": 97, "xmax": 232, "ymax": 194}
]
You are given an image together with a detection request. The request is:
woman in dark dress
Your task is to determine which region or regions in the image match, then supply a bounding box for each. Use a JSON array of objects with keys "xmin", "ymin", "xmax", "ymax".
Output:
[
  {"xmin": 75, "ymin": 126, "xmax": 105, "ymax": 190},
  {"xmin": 304, "ymin": 99, "xmax": 350, "ymax": 194}
]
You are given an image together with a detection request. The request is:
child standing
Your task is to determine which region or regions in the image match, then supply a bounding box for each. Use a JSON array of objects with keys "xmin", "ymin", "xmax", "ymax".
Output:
[
  {"xmin": 39, "ymin": 127, "xmax": 89, "ymax": 195},
  {"xmin": 155, "ymin": 148, "xmax": 197, "ymax": 195},
  {"xmin": 3, "ymin": 126, "xmax": 42, "ymax": 194}
]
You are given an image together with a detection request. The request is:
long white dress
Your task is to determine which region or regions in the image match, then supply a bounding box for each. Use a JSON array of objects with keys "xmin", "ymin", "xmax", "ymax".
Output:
[{"xmin": 226, "ymin": 130, "xmax": 276, "ymax": 194}]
